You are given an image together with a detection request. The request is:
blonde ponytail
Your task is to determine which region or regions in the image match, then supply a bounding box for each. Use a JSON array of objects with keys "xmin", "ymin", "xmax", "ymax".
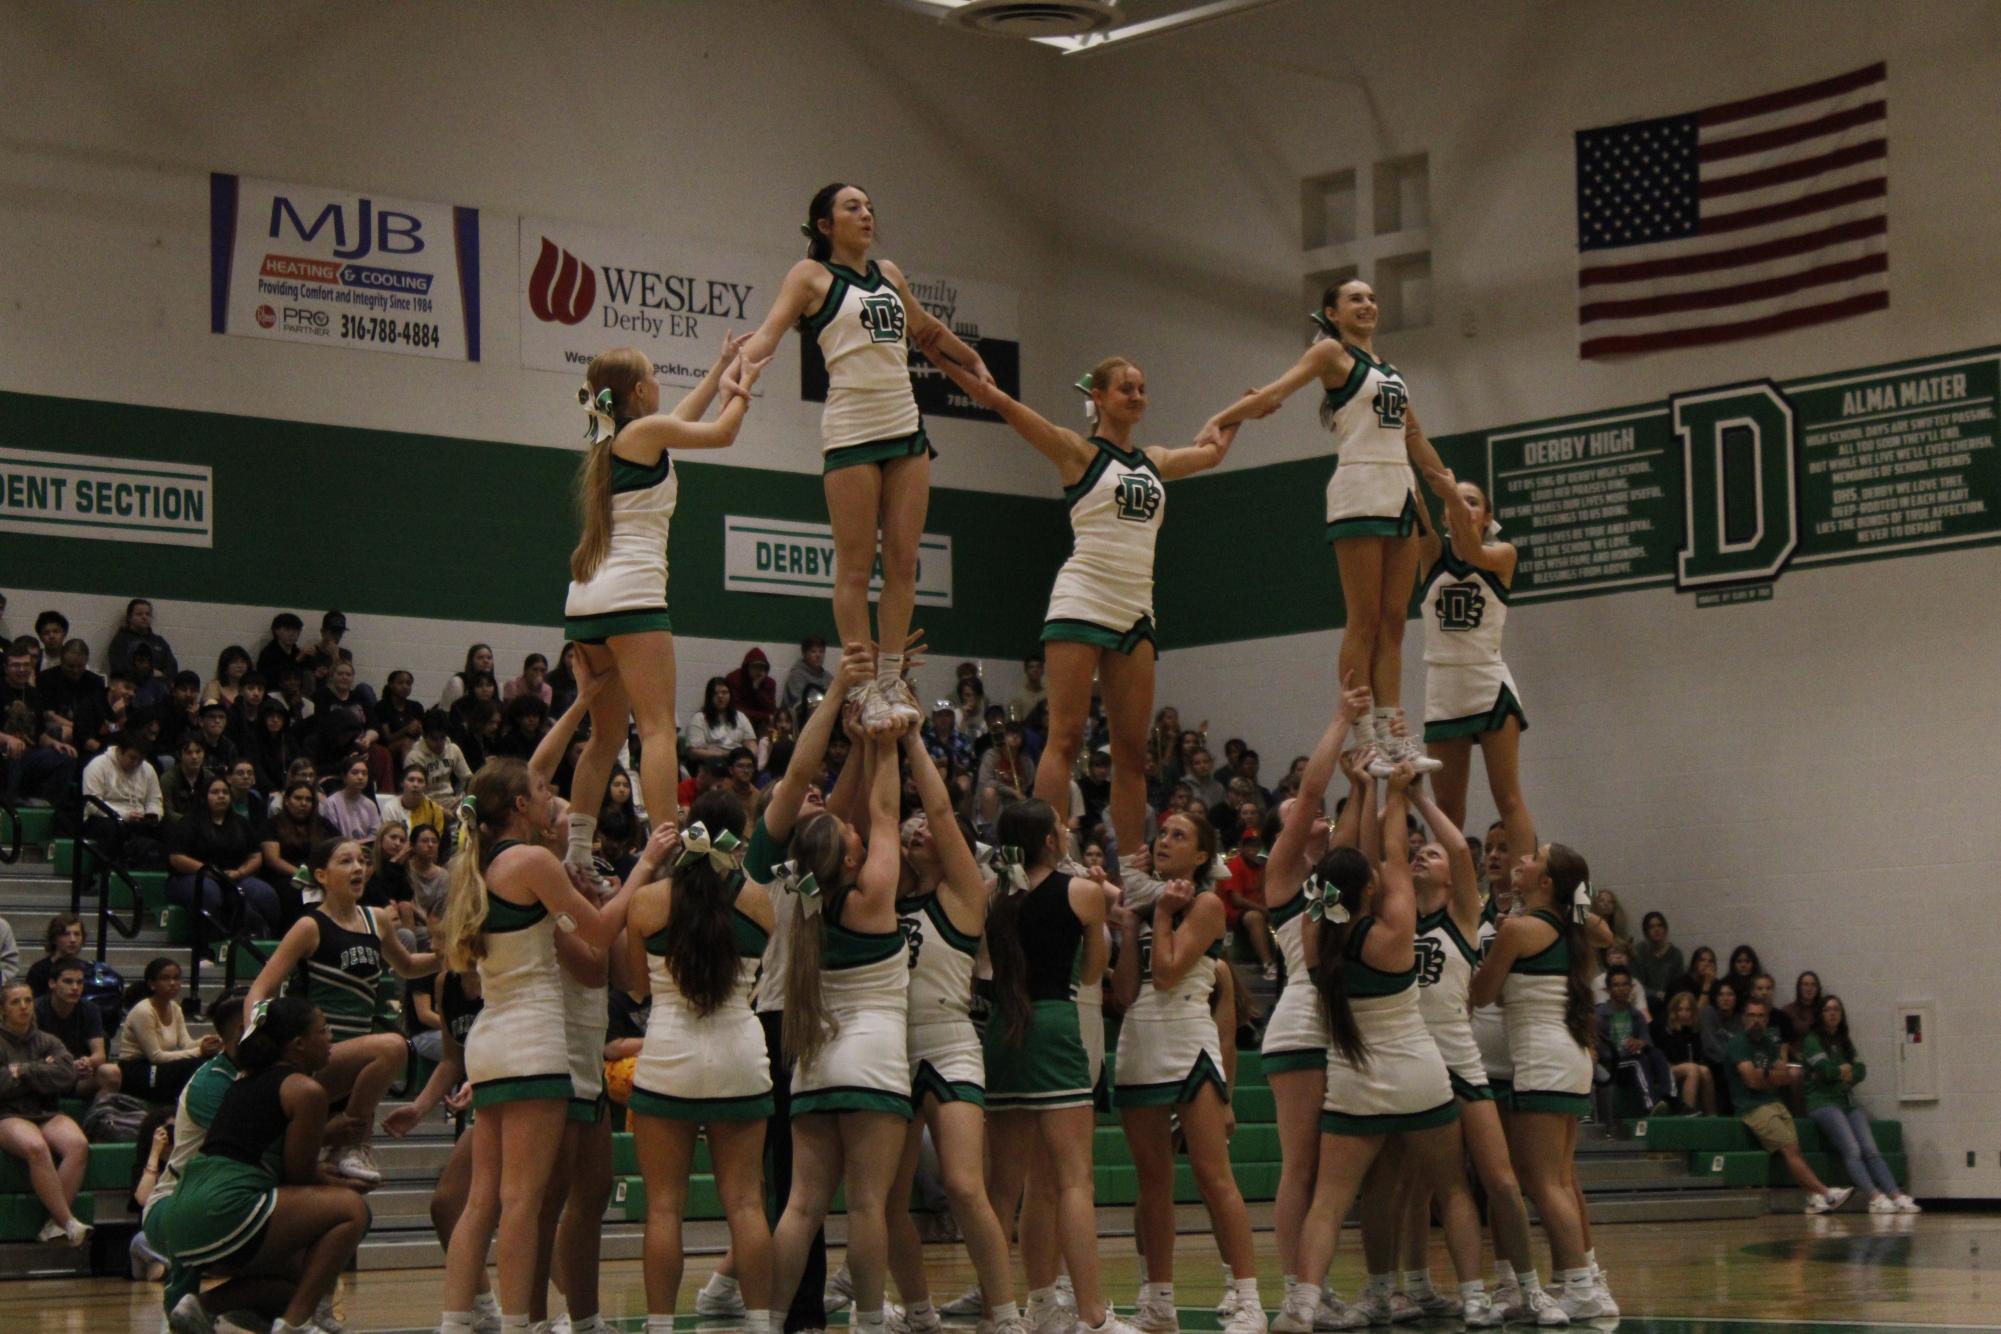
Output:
[
  {"xmin": 569, "ymin": 347, "xmax": 651, "ymax": 584},
  {"xmin": 778, "ymin": 811, "xmax": 847, "ymax": 1067},
  {"xmin": 441, "ymin": 758, "xmax": 536, "ymax": 973}
]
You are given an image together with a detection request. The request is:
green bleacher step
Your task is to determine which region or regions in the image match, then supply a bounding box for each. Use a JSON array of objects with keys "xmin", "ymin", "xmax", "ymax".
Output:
[
  {"xmin": 47, "ymin": 840, "xmax": 167, "ymax": 911},
  {"xmin": 1, "ymin": 805, "xmax": 55, "ymax": 848},
  {"xmin": 0, "ymin": 1140, "xmax": 133, "ymax": 1194},
  {"xmin": 0, "ymin": 1191, "xmax": 95, "ymax": 1242}
]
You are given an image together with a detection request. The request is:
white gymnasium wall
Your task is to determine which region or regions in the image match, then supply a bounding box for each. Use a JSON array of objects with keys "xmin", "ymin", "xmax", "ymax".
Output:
[{"xmin": 1035, "ymin": 2, "xmax": 2001, "ymax": 1195}]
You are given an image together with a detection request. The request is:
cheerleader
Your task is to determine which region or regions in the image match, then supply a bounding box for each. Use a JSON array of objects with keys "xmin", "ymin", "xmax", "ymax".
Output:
[
  {"xmin": 931, "ymin": 355, "xmax": 1233, "ymax": 853},
  {"xmin": 1470, "ymin": 845, "xmax": 1609, "ymax": 1321},
  {"xmin": 1409, "ymin": 423, "xmax": 1534, "ymax": 863},
  {"xmin": 768, "ymin": 727, "xmax": 914, "ymax": 1334},
  {"xmin": 435, "ymin": 759, "xmax": 640, "ymax": 1331},
  {"xmin": 1197, "ymin": 281, "xmax": 1455, "ymax": 770},
  {"xmin": 982, "ymin": 799, "xmax": 1137, "ymax": 1334},
  {"xmin": 145, "ymin": 998, "xmax": 370, "ymax": 1334},
  {"xmin": 561, "ymin": 335, "xmax": 770, "ymax": 874},
  {"xmin": 1271, "ymin": 765, "xmax": 1466, "ymax": 1334},
  {"xmin": 883, "ymin": 731, "xmax": 1022, "ymax": 1334},
  {"xmin": 1259, "ymin": 681, "xmax": 1375, "ymax": 1328},
  {"xmin": 1113, "ymin": 813, "xmax": 1264, "ymax": 1334},
  {"xmin": 626, "ymin": 788, "xmax": 774, "ymax": 1334},
  {"xmin": 738, "ymin": 184, "xmax": 994, "ymax": 735},
  {"xmin": 247, "ymin": 836, "xmax": 437, "ymax": 1184}
]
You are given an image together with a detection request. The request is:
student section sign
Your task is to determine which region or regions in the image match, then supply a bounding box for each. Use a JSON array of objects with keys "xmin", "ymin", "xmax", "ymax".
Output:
[{"xmin": 0, "ymin": 447, "xmax": 212, "ymax": 548}]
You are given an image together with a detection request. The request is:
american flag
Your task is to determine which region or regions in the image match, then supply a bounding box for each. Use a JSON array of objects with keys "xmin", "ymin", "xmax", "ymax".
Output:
[{"xmin": 1575, "ymin": 62, "xmax": 1887, "ymax": 359}]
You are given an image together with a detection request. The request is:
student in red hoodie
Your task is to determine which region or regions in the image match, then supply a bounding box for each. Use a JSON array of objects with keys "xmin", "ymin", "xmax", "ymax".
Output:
[{"xmin": 726, "ymin": 648, "xmax": 778, "ymax": 736}]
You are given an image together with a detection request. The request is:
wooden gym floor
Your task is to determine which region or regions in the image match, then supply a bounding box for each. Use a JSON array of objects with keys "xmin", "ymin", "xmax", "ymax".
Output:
[{"xmin": 4, "ymin": 1211, "xmax": 1997, "ymax": 1332}]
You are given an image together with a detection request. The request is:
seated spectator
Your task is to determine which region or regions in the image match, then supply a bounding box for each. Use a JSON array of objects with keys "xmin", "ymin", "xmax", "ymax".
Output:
[
  {"xmin": 1595, "ymin": 965, "xmax": 1680, "ymax": 1115},
  {"xmin": 1727, "ymin": 943, "xmax": 1763, "ymax": 991},
  {"xmin": 36, "ymin": 638, "xmax": 104, "ymax": 739},
  {"xmin": 225, "ymin": 672, "xmax": 269, "ymax": 754},
  {"xmin": 501, "ymin": 652, "xmax": 553, "ymax": 706},
  {"xmin": 364, "ymin": 821, "xmax": 420, "ymax": 944},
  {"xmin": 1673, "ymin": 944, "xmax": 1720, "ymax": 1008},
  {"xmin": 25, "ymin": 915, "xmax": 88, "ymax": 998},
  {"xmin": 74, "ymin": 669, "xmax": 143, "ymax": 759},
  {"xmin": 1590, "ymin": 887, "xmax": 1633, "ymax": 954},
  {"xmin": 382, "ymin": 763, "xmax": 448, "ymax": 838},
  {"xmin": 408, "ymin": 709, "xmax": 472, "ymax": 804},
  {"xmin": 953, "ymin": 674, "xmax": 988, "ymax": 741},
  {"xmin": 33, "ymin": 610, "xmax": 68, "ymax": 671},
  {"xmin": 600, "ymin": 765, "xmax": 645, "ymax": 835},
  {"xmin": 453, "ymin": 698, "xmax": 501, "ymax": 770},
  {"xmin": 247, "ymin": 697, "xmax": 300, "ymax": 793},
  {"xmin": 270, "ymin": 663, "xmax": 312, "ymax": 724},
  {"xmin": 374, "ymin": 669, "xmax": 425, "ymax": 765},
  {"xmin": 676, "ymin": 756, "xmax": 726, "ymax": 811},
  {"xmin": 1075, "ymin": 747, "xmax": 1112, "ymax": 835},
  {"xmin": 310, "ymin": 611, "xmax": 372, "ymax": 707},
  {"xmin": 725, "ymin": 647, "xmax": 777, "ymax": 734},
  {"xmin": 543, "ymin": 642, "xmax": 580, "ymax": 718},
  {"xmin": 320, "ymin": 754, "xmax": 382, "ymax": 844},
  {"xmin": 1803, "ymin": 993, "xmax": 1919, "ymax": 1214},
  {"xmin": 1078, "ymin": 838, "xmax": 1108, "ymax": 873},
  {"xmin": 920, "ymin": 700, "xmax": 973, "ymax": 776},
  {"xmin": 33, "ymin": 957, "xmax": 120, "ymax": 1100},
  {"xmin": 757, "ymin": 708, "xmax": 797, "ymax": 785},
  {"xmin": 117, "ymin": 958, "xmax": 221, "ymax": 1105},
  {"xmin": 593, "ymin": 808, "xmax": 643, "ymax": 881},
  {"xmin": 261, "ymin": 779, "xmax": 328, "ymax": 909},
  {"xmin": 126, "ymin": 645, "xmax": 168, "ymax": 713},
  {"xmin": 974, "ymin": 718, "xmax": 1036, "ymax": 811},
  {"xmin": 203, "ymin": 644, "xmax": 253, "ymax": 710},
  {"xmin": 1633, "ymin": 911, "xmax": 1685, "ymax": 1010},
  {"xmin": 1701, "ymin": 977, "xmax": 1744, "ymax": 1114},
  {"xmin": 193, "ymin": 700, "xmax": 239, "ymax": 773},
  {"xmin": 108, "ymin": 597, "xmax": 178, "ymax": 679},
  {"xmin": 311, "ymin": 657, "xmax": 381, "ymax": 774},
  {"xmin": 168, "ymin": 775, "xmax": 284, "ymax": 938},
  {"xmin": 1783, "ymin": 971, "xmax": 1823, "ymax": 1042},
  {"xmin": 1232, "ymin": 748, "xmax": 1272, "ymax": 806},
  {"xmin": 492, "ymin": 694, "xmax": 550, "ymax": 761},
  {"xmin": 0, "ymin": 914, "xmax": 15, "ymax": 986},
  {"xmin": 1598, "ymin": 942, "xmax": 1652, "ymax": 1022},
  {"xmin": 778, "ymin": 634, "xmax": 832, "ymax": 720},
  {"xmin": 161, "ymin": 735, "xmax": 211, "ymax": 825},
  {"xmin": 81, "ymin": 731, "xmax": 167, "ymax": 867},
  {"xmin": 1653, "ymin": 989, "xmax": 1715, "ymax": 1115},
  {"xmin": 1728, "ymin": 997, "xmax": 1851, "ymax": 1214},
  {"xmin": 126, "ymin": 1108, "xmax": 174, "ymax": 1281},
  {"xmin": 720, "ymin": 746, "xmax": 759, "ymax": 804},
  {"xmin": 1219, "ymin": 812, "xmax": 1278, "ymax": 979},
  {"xmin": 3, "ymin": 644, "xmax": 80, "ymax": 817},
  {"xmin": 0, "ymin": 979, "xmax": 91, "ymax": 1246},
  {"xmin": 225, "ymin": 758, "xmax": 263, "ymax": 826},
  {"xmin": 1225, "ymin": 775, "xmax": 1268, "ymax": 821},
  {"xmin": 1178, "ymin": 745, "xmax": 1227, "ymax": 812},
  {"xmin": 404, "ymin": 949, "xmax": 444, "ymax": 1064},
  {"xmin": 254, "ymin": 611, "xmax": 308, "ymax": 685},
  {"xmin": 684, "ymin": 675, "xmax": 755, "ymax": 763},
  {"xmin": 1008, "ymin": 651, "xmax": 1046, "ymax": 725},
  {"xmin": 152, "ymin": 670, "xmax": 204, "ymax": 762},
  {"xmin": 437, "ymin": 641, "xmax": 495, "ymax": 712},
  {"xmin": 1747, "ymin": 973, "xmax": 1795, "ymax": 1048},
  {"xmin": 404, "ymin": 823, "xmax": 447, "ymax": 914}
]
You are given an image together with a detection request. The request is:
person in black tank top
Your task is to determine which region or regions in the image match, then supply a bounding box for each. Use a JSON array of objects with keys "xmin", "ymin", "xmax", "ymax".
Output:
[
  {"xmin": 980, "ymin": 800, "xmax": 1137, "ymax": 1334},
  {"xmin": 153, "ymin": 997, "xmax": 371, "ymax": 1334}
]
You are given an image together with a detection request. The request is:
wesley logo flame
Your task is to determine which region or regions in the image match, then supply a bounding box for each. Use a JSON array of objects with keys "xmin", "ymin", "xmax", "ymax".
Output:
[{"xmin": 528, "ymin": 236, "xmax": 595, "ymax": 326}]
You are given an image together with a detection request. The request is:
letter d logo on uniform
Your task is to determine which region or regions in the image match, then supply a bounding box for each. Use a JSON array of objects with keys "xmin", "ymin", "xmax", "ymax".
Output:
[{"xmin": 1674, "ymin": 380, "xmax": 1799, "ymax": 590}]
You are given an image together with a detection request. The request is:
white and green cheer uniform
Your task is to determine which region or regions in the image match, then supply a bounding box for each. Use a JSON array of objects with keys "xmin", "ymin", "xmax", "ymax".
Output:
[
  {"xmin": 144, "ymin": 1052, "xmax": 238, "ymax": 1212},
  {"xmin": 465, "ymin": 840, "xmax": 573, "ymax": 1108},
  {"xmin": 632, "ymin": 889, "xmax": 774, "ymax": 1123},
  {"xmin": 1470, "ymin": 904, "xmax": 1514, "ymax": 1103},
  {"xmin": 1501, "ymin": 909, "xmax": 1591, "ymax": 1116},
  {"xmin": 1321, "ymin": 916, "xmax": 1459, "ymax": 1135},
  {"xmin": 1114, "ymin": 872, "xmax": 1227, "ymax": 1109},
  {"xmin": 1320, "ymin": 344, "xmax": 1418, "ymax": 541},
  {"xmin": 1420, "ymin": 550, "xmax": 1526, "ymax": 742},
  {"xmin": 1414, "ymin": 906, "xmax": 1492, "ymax": 1102},
  {"xmin": 804, "ymin": 260, "xmax": 931, "ymax": 470},
  {"xmin": 791, "ymin": 884, "xmax": 912, "ymax": 1119},
  {"xmin": 561, "ymin": 965, "xmax": 609, "ymax": 1124},
  {"xmin": 1041, "ymin": 436, "xmax": 1165, "ymax": 655},
  {"xmin": 1259, "ymin": 888, "xmax": 1328, "ymax": 1074},
  {"xmin": 899, "ymin": 891, "xmax": 986, "ymax": 1108},
  {"xmin": 563, "ymin": 441, "xmax": 677, "ymax": 643}
]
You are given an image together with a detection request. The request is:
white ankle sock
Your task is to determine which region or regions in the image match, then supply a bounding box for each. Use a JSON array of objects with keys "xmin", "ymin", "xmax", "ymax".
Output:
[
  {"xmin": 565, "ymin": 813, "xmax": 597, "ymax": 867},
  {"xmin": 1459, "ymin": 1280, "xmax": 1483, "ymax": 1300},
  {"xmin": 989, "ymin": 1302, "xmax": 1021, "ymax": 1325},
  {"xmin": 1149, "ymin": 1283, "xmax": 1174, "ymax": 1306},
  {"xmin": 1561, "ymin": 1268, "xmax": 1593, "ymax": 1289},
  {"xmin": 855, "ymin": 1309, "xmax": 888, "ymax": 1333},
  {"xmin": 1293, "ymin": 1284, "xmax": 1322, "ymax": 1311},
  {"xmin": 1401, "ymin": 1269, "xmax": 1430, "ymax": 1293},
  {"xmin": 876, "ymin": 652, "xmax": 904, "ymax": 687},
  {"xmin": 1583, "ymin": 1248, "xmax": 1598, "ymax": 1272},
  {"xmin": 1493, "ymin": 1261, "xmax": 1515, "ymax": 1286},
  {"xmin": 648, "ymin": 1318, "xmax": 677, "ymax": 1334},
  {"xmin": 744, "ymin": 1312, "xmax": 772, "ymax": 1334},
  {"xmin": 1519, "ymin": 1270, "xmax": 1543, "ymax": 1294},
  {"xmin": 1233, "ymin": 1277, "xmax": 1260, "ymax": 1300},
  {"xmin": 907, "ymin": 1300, "xmax": 937, "ymax": 1322}
]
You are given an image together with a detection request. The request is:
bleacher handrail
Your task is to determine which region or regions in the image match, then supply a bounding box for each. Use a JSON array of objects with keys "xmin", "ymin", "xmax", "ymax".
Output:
[
  {"xmin": 0, "ymin": 794, "xmax": 21, "ymax": 866},
  {"xmin": 184, "ymin": 860, "xmax": 251, "ymax": 1020}
]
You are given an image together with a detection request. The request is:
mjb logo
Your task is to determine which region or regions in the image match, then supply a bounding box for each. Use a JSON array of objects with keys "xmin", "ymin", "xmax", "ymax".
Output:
[{"xmin": 270, "ymin": 195, "xmax": 422, "ymax": 260}]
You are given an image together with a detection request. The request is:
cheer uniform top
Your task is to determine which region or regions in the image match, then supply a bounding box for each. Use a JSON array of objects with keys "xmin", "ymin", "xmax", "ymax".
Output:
[
  {"xmin": 302, "ymin": 906, "xmax": 384, "ymax": 1042},
  {"xmin": 1259, "ymin": 884, "xmax": 1330, "ymax": 1074},
  {"xmin": 1114, "ymin": 871, "xmax": 1228, "ymax": 1109},
  {"xmin": 804, "ymin": 260, "xmax": 930, "ymax": 467},
  {"xmin": 984, "ymin": 870, "xmax": 1098, "ymax": 1111},
  {"xmin": 1419, "ymin": 549, "xmax": 1526, "ymax": 742},
  {"xmin": 564, "ymin": 423, "xmax": 678, "ymax": 643},
  {"xmin": 1320, "ymin": 345, "xmax": 1418, "ymax": 541},
  {"xmin": 1501, "ymin": 909, "xmax": 1591, "ymax": 1115},
  {"xmin": 465, "ymin": 840, "xmax": 573, "ymax": 1108},
  {"xmin": 144, "ymin": 1063, "xmax": 295, "ymax": 1271},
  {"xmin": 632, "ymin": 880, "xmax": 774, "ymax": 1122},
  {"xmin": 1414, "ymin": 905, "xmax": 1492, "ymax": 1101},
  {"xmin": 1042, "ymin": 437, "xmax": 1166, "ymax": 655},
  {"xmin": 1321, "ymin": 916, "xmax": 1459, "ymax": 1135},
  {"xmin": 791, "ymin": 884, "xmax": 912, "ymax": 1119},
  {"xmin": 899, "ymin": 889, "xmax": 986, "ymax": 1107},
  {"xmin": 145, "ymin": 1052, "xmax": 239, "ymax": 1211},
  {"xmin": 1470, "ymin": 903, "xmax": 1514, "ymax": 1096}
]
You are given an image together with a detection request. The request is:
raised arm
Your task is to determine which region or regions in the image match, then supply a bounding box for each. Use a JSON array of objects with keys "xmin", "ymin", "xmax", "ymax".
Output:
[
  {"xmin": 1399, "ymin": 404, "xmax": 1455, "ymax": 505},
  {"xmin": 618, "ymin": 353, "xmax": 768, "ymax": 456},
  {"xmin": 671, "ymin": 331, "xmax": 750, "ymax": 423},
  {"xmin": 932, "ymin": 357, "xmax": 1095, "ymax": 478},
  {"xmin": 900, "ymin": 730, "xmax": 985, "ymax": 904},
  {"xmin": 1203, "ymin": 339, "xmax": 1349, "ymax": 438},
  {"xmin": 765, "ymin": 643, "xmax": 871, "ymax": 839},
  {"xmin": 1367, "ymin": 766, "xmax": 1419, "ymax": 957},
  {"xmin": 1147, "ymin": 421, "xmax": 1238, "ymax": 481},
  {"xmin": 248, "ymin": 915, "xmax": 322, "ymax": 1010},
  {"xmin": 1406, "ymin": 775, "xmax": 1480, "ymax": 926},
  {"xmin": 736, "ymin": 260, "xmax": 824, "ymax": 367},
  {"xmin": 529, "ymin": 654, "xmax": 610, "ymax": 784},
  {"xmin": 854, "ymin": 735, "xmax": 905, "ymax": 919},
  {"xmin": 884, "ymin": 261, "xmax": 988, "ymax": 380},
  {"xmin": 499, "ymin": 843, "xmax": 638, "ymax": 954},
  {"xmin": 1267, "ymin": 676, "xmax": 1371, "ymax": 897}
]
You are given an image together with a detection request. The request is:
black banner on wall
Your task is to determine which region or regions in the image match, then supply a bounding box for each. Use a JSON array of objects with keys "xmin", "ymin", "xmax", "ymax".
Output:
[{"xmin": 799, "ymin": 269, "xmax": 1021, "ymax": 423}]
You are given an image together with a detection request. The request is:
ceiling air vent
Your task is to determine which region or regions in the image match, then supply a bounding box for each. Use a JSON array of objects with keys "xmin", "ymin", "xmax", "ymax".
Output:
[{"xmin": 947, "ymin": 0, "xmax": 1120, "ymax": 38}]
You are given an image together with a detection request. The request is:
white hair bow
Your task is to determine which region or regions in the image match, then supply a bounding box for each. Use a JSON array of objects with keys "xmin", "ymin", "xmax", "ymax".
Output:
[
  {"xmin": 774, "ymin": 859, "xmax": 823, "ymax": 917},
  {"xmin": 676, "ymin": 822, "xmax": 743, "ymax": 874},
  {"xmin": 1303, "ymin": 873, "xmax": 1351, "ymax": 925},
  {"xmin": 1572, "ymin": 881, "xmax": 1593, "ymax": 924},
  {"xmin": 580, "ymin": 385, "xmax": 617, "ymax": 445},
  {"xmin": 994, "ymin": 845, "xmax": 1030, "ymax": 895}
]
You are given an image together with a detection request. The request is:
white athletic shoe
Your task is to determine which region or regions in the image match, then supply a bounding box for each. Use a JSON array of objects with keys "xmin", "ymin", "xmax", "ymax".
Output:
[
  {"xmin": 1054, "ymin": 1275, "xmax": 1078, "ymax": 1313},
  {"xmin": 169, "ymin": 1293, "xmax": 215, "ymax": 1334},
  {"xmin": 1824, "ymin": 1186, "xmax": 1855, "ymax": 1212},
  {"xmin": 1589, "ymin": 1268, "xmax": 1618, "ymax": 1320},
  {"xmin": 942, "ymin": 1287, "xmax": 987, "ymax": 1318},
  {"xmin": 1133, "ymin": 1291, "xmax": 1179, "ymax": 1333},
  {"xmin": 1391, "ymin": 734, "xmax": 1443, "ymax": 775},
  {"xmin": 1223, "ymin": 1300, "xmax": 1269, "ymax": 1334},
  {"xmin": 1312, "ymin": 1293, "xmax": 1369, "ymax": 1331},
  {"xmin": 889, "ymin": 1306, "xmax": 944, "ymax": 1334},
  {"xmin": 1896, "ymin": 1194, "xmax": 1923, "ymax": 1213},
  {"xmin": 1556, "ymin": 1284, "xmax": 1607, "ymax": 1320},
  {"xmin": 331, "ymin": 1144, "xmax": 382, "ymax": 1184},
  {"xmin": 697, "ymin": 1274, "xmax": 748, "ymax": 1317},
  {"xmin": 825, "ymin": 1265, "xmax": 855, "ymax": 1316},
  {"xmin": 34, "ymin": 1218, "xmax": 66, "ymax": 1244},
  {"xmin": 1026, "ymin": 1302, "xmax": 1070, "ymax": 1334},
  {"xmin": 1461, "ymin": 1291, "xmax": 1502, "ymax": 1328},
  {"xmin": 1804, "ymin": 1192, "xmax": 1833, "ymax": 1215},
  {"xmin": 1086, "ymin": 1317, "xmax": 1145, "ymax": 1334},
  {"xmin": 313, "ymin": 1292, "xmax": 349, "ymax": 1332},
  {"xmin": 1216, "ymin": 1275, "xmax": 1242, "ymax": 1317},
  {"xmin": 1271, "ymin": 1293, "xmax": 1317, "ymax": 1334},
  {"xmin": 1405, "ymin": 1284, "xmax": 1460, "ymax": 1319},
  {"xmin": 1524, "ymin": 1288, "xmax": 1570, "ymax": 1327},
  {"xmin": 1868, "ymin": 1193, "xmax": 1898, "ymax": 1214},
  {"xmin": 1489, "ymin": 1281, "xmax": 1522, "ymax": 1324},
  {"xmin": 990, "ymin": 1320, "xmax": 1029, "ymax": 1334}
]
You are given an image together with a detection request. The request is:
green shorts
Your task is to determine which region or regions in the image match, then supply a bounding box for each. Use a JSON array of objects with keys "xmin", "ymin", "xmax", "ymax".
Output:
[
  {"xmin": 630, "ymin": 1086, "xmax": 776, "ymax": 1123},
  {"xmin": 1327, "ymin": 492, "xmax": 1419, "ymax": 542},
  {"xmin": 565, "ymin": 608, "xmax": 673, "ymax": 645},
  {"xmin": 1041, "ymin": 615, "xmax": 1157, "ymax": 656},
  {"xmin": 1321, "ymin": 1097, "xmax": 1461, "ymax": 1137},
  {"xmin": 144, "ymin": 1156, "xmax": 278, "ymax": 1270},
  {"xmin": 985, "ymin": 999, "xmax": 1094, "ymax": 1111},
  {"xmin": 823, "ymin": 429, "xmax": 935, "ymax": 473},
  {"xmin": 1424, "ymin": 686, "xmax": 1529, "ymax": 743}
]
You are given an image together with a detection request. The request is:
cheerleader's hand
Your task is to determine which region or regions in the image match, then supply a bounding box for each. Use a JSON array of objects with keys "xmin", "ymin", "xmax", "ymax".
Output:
[
  {"xmin": 1340, "ymin": 670, "xmax": 1373, "ymax": 719},
  {"xmin": 1195, "ymin": 420, "xmax": 1226, "ymax": 449},
  {"xmin": 714, "ymin": 329, "xmax": 750, "ymax": 372},
  {"xmin": 1242, "ymin": 386, "xmax": 1278, "ymax": 420},
  {"xmin": 1126, "ymin": 844, "xmax": 1152, "ymax": 876},
  {"xmin": 571, "ymin": 646, "xmax": 610, "ymax": 703},
  {"xmin": 728, "ymin": 351, "xmax": 775, "ymax": 401},
  {"xmin": 834, "ymin": 641, "xmax": 874, "ymax": 689},
  {"xmin": 1385, "ymin": 761, "xmax": 1417, "ymax": 794},
  {"xmin": 637, "ymin": 822, "xmax": 681, "ymax": 875},
  {"xmin": 383, "ymin": 1103, "xmax": 426, "ymax": 1138},
  {"xmin": 1159, "ymin": 878, "xmax": 1196, "ymax": 914},
  {"xmin": 444, "ymin": 1082, "xmax": 474, "ymax": 1114},
  {"xmin": 1341, "ymin": 745, "xmax": 1377, "ymax": 786}
]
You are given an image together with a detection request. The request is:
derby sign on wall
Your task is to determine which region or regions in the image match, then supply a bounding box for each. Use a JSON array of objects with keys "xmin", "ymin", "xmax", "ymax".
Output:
[
  {"xmin": 518, "ymin": 217, "xmax": 765, "ymax": 390},
  {"xmin": 209, "ymin": 173, "xmax": 481, "ymax": 361}
]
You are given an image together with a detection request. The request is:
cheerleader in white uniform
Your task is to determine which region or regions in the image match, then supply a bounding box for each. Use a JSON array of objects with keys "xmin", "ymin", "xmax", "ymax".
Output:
[
  {"xmin": 933, "ymin": 355, "xmax": 1232, "ymax": 855},
  {"xmin": 561, "ymin": 337, "xmax": 770, "ymax": 876},
  {"xmin": 1409, "ymin": 424, "xmax": 1535, "ymax": 865},
  {"xmin": 739, "ymin": 185, "xmax": 994, "ymax": 736},
  {"xmin": 1256, "ymin": 680, "xmax": 1377, "ymax": 1328},
  {"xmin": 768, "ymin": 727, "xmax": 913, "ymax": 1334},
  {"xmin": 1196, "ymin": 281, "xmax": 1456, "ymax": 772},
  {"xmin": 1271, "ymin": 765, "xmax": 1469, "ymax": 1334},
  {"xmin": 1112, "ymin": 812, "xmax": 1265, "ymax": 1334},
  {"xmin": 433, "ymin": 757, "xmax": 639, "ymax": 1332},
  {"xmin": 1471, "ymin": 844, "xmax": 1610, "ymax": 1321}
]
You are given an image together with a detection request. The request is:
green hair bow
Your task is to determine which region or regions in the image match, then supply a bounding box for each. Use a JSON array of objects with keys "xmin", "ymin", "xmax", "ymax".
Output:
[
  {"xmin": 676, "ymin": 822, "xmax": 743, "ymax": 874},
  {"xmin": 1302, "ymin": 873, "xmax": 1351, "ymax": 925},
  {"xmin": 773, "ymin": 858, "xmax": 822, "ymax": 916},
  {"xmin": 580, "ymin": 384, "xmax": 617, "ymax": 445},
  {"xmin": 993, "ymin": 845, "xmax": 1030, "ymax": 895}
]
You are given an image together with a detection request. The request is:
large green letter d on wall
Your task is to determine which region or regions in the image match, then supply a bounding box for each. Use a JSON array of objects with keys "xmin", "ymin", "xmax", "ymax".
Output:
[{"xmin": 1674, "ymin": 381, "xmax": 1799, "ymax": 589}]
